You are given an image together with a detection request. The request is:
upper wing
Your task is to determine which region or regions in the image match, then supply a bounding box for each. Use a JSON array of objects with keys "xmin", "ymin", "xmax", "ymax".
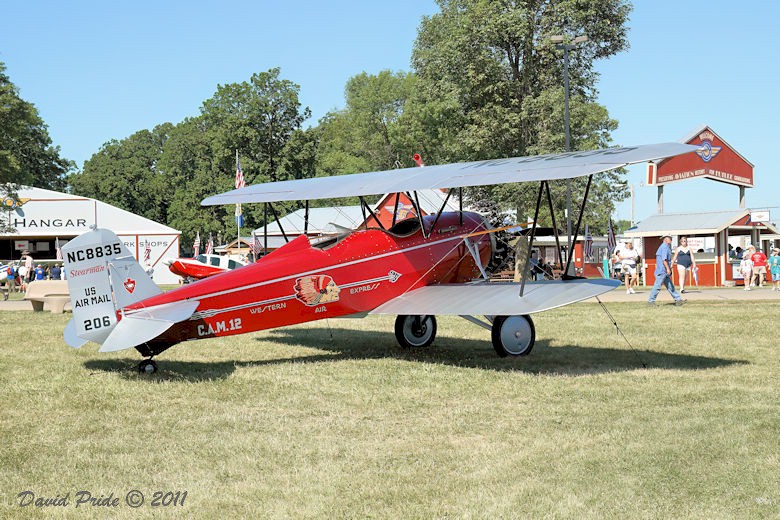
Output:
[
  {"xmin": 369, "ymin": 278, "xmax": 621, "ymax": 316},
  {"xmin": 202, "ymin": 143, "xmax": 699, "ymax": 206}
]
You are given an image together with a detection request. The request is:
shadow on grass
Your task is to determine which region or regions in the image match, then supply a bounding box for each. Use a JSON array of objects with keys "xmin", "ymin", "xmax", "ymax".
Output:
[
  {"xmin": 84, "ymin": 325, "xmax": 746, "ymax": 381},
  {"xmin": 261, "ymin": 327, "xmax": 747, "ymax": 376}
]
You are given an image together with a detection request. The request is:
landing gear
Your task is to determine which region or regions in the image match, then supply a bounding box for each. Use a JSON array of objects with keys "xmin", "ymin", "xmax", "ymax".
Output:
[
  {"xmin": 137, "ymin": 359, "xmax": 158, "ymax": 374},
  {"xmin": 395, "ymin": 315, "xmax": 437, "ymax": 348},
  {"xmin": 491, "ymin": 315, "xmax": 535, "ymax": 357}
]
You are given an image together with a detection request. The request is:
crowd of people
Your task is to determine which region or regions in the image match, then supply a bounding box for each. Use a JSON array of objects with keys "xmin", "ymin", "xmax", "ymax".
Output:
[
  {"xmin": 738, "ymin": 244, "xmax": 779, "ymax": 291},
  {"xmin": 1, "ymin": 252, "xmax": 65, "ymax": 301},
  {"xmin": 612, "ymin": 236, "xmax": 779, "ymax": 302}
]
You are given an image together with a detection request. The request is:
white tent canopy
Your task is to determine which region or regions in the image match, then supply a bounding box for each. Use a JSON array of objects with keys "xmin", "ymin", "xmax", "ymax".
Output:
[{"xmin": 3, "ymin": 187, "xmax": 181, "ymax": 284}]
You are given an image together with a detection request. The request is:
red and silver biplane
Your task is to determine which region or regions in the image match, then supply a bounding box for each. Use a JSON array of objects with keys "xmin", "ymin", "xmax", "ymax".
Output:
[{"xmin": 62, "ymin": 143, "xmax": 697, "ymax": 373}]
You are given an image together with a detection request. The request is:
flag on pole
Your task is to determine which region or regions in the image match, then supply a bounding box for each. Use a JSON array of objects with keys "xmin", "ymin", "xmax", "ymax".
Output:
[
  {"xmin": 607, "ymin": 219, "xmax": 617, "ymax": 256},
  {"xmin": 193, "ymin": 232, "xmax": 200, "ymax": 257},
  {"xmin": 584, "ymin": 224, "xmax": 593, "ymax": 259},
  {"xmin": 251, "ymin": 231, "xmax": 262, "ymax": 255},
  {"xmin": 143, "ymin": 241, "xmax": 151, "ymax": 263},
  {"xmin": 235, "ymin": 203, "xmax": 244, "ymax": 227},
  {"xmin": 55, "ymin": 237, "xmax": 62, "ymax": 260},
  {"xmin": 206, "ymin": 235, "xmax": 214, "ymax": 255},
  {"xmin": 235, "ymin": 154, "xmax": 245, "ymax": 189}
]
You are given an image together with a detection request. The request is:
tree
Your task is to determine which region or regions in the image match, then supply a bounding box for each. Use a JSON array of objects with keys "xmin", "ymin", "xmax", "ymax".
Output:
[
  {"xmin": 316, "ymin": 70, "xmax": 419, "ymax": 176},
  {"xmin": 199, "ymin": 68, "xmax": 312, "ymax": 227},
  {"xmin": 410, "ymin": 0, "xmax": 633, "ymax": 228},
  {"xmin": 0, "ymin": 61, "xmax": 74, "ymax": 231},
  {"xmin": 69, "ymin": 124, "xmax": 175, "ymax": 224}
]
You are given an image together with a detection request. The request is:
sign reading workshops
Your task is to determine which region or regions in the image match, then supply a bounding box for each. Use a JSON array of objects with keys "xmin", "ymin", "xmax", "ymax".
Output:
[{"xmin": 646, "ymin": 125, "xmax": 754, "ymax": 187}]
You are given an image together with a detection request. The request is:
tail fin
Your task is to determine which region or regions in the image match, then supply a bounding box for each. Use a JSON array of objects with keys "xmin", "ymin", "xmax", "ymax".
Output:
[{"xmin": 62, "ymin": 228, "xmax": 162, "ymax": 347}]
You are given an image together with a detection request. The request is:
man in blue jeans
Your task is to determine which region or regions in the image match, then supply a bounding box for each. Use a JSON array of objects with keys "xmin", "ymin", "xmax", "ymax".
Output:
[{"xmin": 648, "ymin": 235, "xmax": 686, "ymax": 306}]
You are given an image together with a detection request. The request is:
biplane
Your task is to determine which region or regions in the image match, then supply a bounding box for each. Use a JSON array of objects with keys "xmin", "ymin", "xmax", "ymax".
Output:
[{"xmin": 62, "ymin": 143, "xmax": 698, "ymax": 373}]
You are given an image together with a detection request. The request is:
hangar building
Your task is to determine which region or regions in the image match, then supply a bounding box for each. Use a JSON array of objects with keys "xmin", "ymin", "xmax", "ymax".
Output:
[{"xmin": 1, "ymin": 187, "xmax": 181, "ymax": 284}]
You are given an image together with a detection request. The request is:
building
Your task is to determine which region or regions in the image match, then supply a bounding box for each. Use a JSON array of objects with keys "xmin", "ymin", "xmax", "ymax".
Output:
[
  {"xmin": 626, "ymin": 210, "xmax": 779, "ymax": 287},
  {"xmin": 1, "ymin": 187, "xmax": 181, "ymax": 284}
]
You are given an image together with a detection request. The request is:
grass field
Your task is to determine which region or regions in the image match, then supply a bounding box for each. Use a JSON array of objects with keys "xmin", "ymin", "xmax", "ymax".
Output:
[{"xmin": 1, "ymin": 301, "xmax": 778, "ymax": 518}]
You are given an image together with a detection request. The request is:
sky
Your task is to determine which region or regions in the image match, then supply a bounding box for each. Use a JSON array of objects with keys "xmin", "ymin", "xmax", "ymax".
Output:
[{"xmin": 2, "ymin": 0, "xmax": 779, "ymax": 224}]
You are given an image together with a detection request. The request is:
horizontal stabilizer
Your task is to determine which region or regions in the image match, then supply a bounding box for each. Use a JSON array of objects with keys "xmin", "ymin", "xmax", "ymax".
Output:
[
  {"xmin": 99, "ymin": 300, "xmax": 199, "ymax": 353},
  {"xmin": 64, "ymin": 319, "xmax": 89, "ymax": 349},
  {"xmin": 370, "ymin": 278, "xmax": 621, "ymax": 316}
]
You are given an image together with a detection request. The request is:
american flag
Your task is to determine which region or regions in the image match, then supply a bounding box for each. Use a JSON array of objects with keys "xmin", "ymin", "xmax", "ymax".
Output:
[
  {"xmin": 206, "ymin": 235, "xmax": 214, "ymax": 255},
  {"xmin": 143, "ymin": 241, "xmax": 151, "ymax": 263},
  {"xmin": 55, "ymin": 237, "xmax": 62, "ymax": 260},
  {"xmin": 235, "ymin": 154, "xmax": 245, "ymax": 189},
  {"xmin": 193, "ymin": 232, "xmax": 200, "ymax": 256},
  {"xmin": 584, "ymin": 224, "xmax": 593, "ymax": 258},
  {"xmin": 607, "ymin": 219, "xmax": 617, "ymax": 256},
  {"xmin": 251, "ymin": 231, "xmax": 263, "ymax": 256}
]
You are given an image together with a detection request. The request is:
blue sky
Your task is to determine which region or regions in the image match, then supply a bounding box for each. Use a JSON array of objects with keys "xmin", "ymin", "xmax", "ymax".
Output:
[{"xmin": 1, "ymin": 1, "xmax": 778, "ymax": 223}]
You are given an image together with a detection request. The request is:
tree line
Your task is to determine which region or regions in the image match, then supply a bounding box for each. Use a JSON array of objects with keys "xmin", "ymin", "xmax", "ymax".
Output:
[{"xmin": 2, "ymin": 0, "xmax": 633, "ymax": 248}]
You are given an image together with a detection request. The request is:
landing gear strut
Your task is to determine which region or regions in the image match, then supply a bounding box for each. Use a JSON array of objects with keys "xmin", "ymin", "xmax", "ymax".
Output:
[{"xmin": 137, "ymin": 359, "xmax": 158, "ymax": 374}]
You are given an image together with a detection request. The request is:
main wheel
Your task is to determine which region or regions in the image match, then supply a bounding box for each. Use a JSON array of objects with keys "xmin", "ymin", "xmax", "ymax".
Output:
[
  {"xmin": 394, "ymin": 315, "xmax": 437, "ymax": 348},
  {"xmin": 491, "ymin": 315, "xmax": 535, "ymax": 357},
  {"xmin": 138, "ymin": 359, "xmax": 158, "ymax": 374}
]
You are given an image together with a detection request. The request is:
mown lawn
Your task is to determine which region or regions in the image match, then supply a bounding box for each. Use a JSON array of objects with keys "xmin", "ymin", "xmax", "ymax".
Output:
[{"xmin": 1, "ymin": 301, "xmax": 778, "ymax": 519}]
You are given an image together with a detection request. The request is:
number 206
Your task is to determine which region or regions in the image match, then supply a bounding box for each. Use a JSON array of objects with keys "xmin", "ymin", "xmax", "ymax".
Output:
[{"xmin": 83, "ymin": 316, "xmax": 111, "ymax": 330}]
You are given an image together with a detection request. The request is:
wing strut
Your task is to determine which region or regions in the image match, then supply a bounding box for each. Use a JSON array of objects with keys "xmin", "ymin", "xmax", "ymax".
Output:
[
  {"xmin": 464, "ymin": 237, "xmax": 489, "ymax": 280},
  {"xmin": 268, "ymin": 202, "xmax": 289, "ymax": 244},
  {"xmin": 562, "ymin": 174, "xmax": 593, "ymax": 279},
  {"xmin": 391, "ymin": 193, "xmax": 401, "ymax": 227},
  {"xmin": 359, "ymin": 196, "xmax": 385, "ymax": 230},
  {"xmin": 519, "ymin": 181, "xmax": 545, "ymax": 297},
  {"xmin": 427, "ymin": 188, "xmax": 454, "ymax": 234},
  {"xmin": 544, "ymin": 182, "xmax": 565, "ymax": 270}
]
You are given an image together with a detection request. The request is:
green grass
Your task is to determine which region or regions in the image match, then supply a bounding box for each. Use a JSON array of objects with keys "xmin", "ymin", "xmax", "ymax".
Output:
[{"xmin": 1, "ymin": 301, "xmax": 778, "ymax": 518}]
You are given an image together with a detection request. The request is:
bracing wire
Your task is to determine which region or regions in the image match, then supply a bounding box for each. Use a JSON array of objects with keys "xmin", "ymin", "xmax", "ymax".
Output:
[{"xmin": 595, "ymin": 296, "xmax": 647, "ymax": 368}]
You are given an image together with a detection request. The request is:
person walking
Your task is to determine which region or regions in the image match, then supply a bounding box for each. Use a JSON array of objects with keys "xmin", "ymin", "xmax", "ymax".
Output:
[
  {"xmin": 619, "ymin": 241, "xmax": 639, "ymax": 294},
  {"xmin": 750, "ymin": 247, "xmax": 768, "ymax": 288},
  {"xmin": 671, "ymin": 237, "xmax": 696, "ymax": 293},
  {"xmin": 740, "ymin": 246, "xmax": 754, "ymax": 290},
  {"xmin": 648, "ymin": 235, "xmax": 685, "ymax": 306},
  {"xmin": 768, "ymin": 247, "xmax": 780, "ymax": 291}
]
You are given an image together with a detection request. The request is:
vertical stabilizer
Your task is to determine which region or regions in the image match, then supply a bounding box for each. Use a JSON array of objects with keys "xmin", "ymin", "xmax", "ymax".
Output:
[{"xmin": 62, "ymin": 228, "xmax": 161, "ymax": 346}]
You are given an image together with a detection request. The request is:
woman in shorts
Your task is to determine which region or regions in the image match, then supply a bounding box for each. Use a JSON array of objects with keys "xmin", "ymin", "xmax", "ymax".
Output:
[{"xmin": 672, "ymin": 237, "xmax": 696, "ymax": 293}]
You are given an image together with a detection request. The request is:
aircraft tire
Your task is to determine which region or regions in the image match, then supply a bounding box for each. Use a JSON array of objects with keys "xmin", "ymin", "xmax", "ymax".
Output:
[
  {"xmin": 491, "ymin": 315, "xmax": 535, "ymax": 357},
  {"xmin": 395, "ymin": 315, "xmax": 437, "ymax": 348},
  {"xmin": 138, "ymin": 359, "xmax": 158, "ymax": 374}
]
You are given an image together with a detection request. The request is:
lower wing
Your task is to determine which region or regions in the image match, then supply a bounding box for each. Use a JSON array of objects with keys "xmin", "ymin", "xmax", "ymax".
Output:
[{"xmin": 370, "ymin": 278, "xmax": 621, "ymax": 316}]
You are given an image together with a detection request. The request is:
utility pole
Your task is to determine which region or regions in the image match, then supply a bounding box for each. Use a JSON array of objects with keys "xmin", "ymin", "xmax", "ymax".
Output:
[{"xmin": 550, "ymin": 33, "xmax": 588, "ymax": 275}]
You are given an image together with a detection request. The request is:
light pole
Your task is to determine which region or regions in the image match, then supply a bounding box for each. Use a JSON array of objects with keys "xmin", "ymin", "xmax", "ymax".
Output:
[
  {"xmin": 550, "ymin": 33, "xmax": 588, "ymax": 274},
  {"xmin": 614, "ymin": 182, "xmax": 642, "ymax": 227}
]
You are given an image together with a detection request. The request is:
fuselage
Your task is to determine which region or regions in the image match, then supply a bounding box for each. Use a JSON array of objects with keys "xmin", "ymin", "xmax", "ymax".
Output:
[{"xmin": 127, "ymin": 212, "xmax": 492, "ymax": 347}]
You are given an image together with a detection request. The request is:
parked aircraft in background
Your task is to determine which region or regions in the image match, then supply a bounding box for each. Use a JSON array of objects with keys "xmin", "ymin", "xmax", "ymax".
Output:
[{"xmin": 164, "ymin": 253, "xmax": 247, "ymax": 282}]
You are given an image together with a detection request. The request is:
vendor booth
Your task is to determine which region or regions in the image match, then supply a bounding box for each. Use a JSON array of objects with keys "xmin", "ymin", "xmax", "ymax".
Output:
[{"xmin": 625, "ymin": 209, "xmax": 779, "ymax": 287}]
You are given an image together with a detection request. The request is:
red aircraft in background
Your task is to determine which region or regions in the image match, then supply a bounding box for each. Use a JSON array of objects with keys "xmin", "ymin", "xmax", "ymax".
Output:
[
  {"xmin": 62, "ymin": 143, "xmax": 698, "ymax": 373},
  {"xmin": 164, "ymin": 253, "xmax": 247, "ymax": 282}
]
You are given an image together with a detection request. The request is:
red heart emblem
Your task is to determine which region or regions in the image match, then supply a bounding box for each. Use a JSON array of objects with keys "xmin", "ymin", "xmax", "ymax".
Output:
[{"xmin": 123, "ymin": 278, "xmax": 136, "ymax": 293}]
